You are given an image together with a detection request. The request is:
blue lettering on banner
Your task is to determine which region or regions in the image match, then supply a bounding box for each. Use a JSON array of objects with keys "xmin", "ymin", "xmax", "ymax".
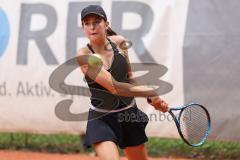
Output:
[{"xmin": 0, "ymin": 8, "xmax": 10, "ymax": 57}]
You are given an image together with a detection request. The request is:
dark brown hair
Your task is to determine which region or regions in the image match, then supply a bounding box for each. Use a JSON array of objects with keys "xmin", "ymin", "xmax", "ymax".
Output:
[{"xmin": 106, "ymin": 27, "xmax": 117, "ymax": 36}]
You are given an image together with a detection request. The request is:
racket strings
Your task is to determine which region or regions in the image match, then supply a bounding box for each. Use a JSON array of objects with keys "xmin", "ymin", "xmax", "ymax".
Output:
[{"xmin": 179, "ymin": 105, "xmax": 209, "ymax": 145}]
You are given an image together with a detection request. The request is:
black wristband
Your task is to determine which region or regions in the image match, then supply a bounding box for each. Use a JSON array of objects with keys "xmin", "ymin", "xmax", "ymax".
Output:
[{"xmin": 147, "ymin": 97, "xmax": 152, "ymax": 103}]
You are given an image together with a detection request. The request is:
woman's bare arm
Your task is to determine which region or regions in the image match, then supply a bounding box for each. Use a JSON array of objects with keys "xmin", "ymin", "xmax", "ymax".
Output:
[{"xmin": 76, "ymin": 48, "xmax": 157, "ymax": 97}]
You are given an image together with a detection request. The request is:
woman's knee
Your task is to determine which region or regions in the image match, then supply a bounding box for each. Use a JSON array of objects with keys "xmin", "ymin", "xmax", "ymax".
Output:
[{"xmin": 94, "ymin": 141, "xmax": 119, "ymax": 160}]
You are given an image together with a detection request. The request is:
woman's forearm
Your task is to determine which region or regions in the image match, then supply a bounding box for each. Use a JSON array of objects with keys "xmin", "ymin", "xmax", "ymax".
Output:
[{"xmin": 112, "ymin": 80, "xmax": 158, "ymax": 97}]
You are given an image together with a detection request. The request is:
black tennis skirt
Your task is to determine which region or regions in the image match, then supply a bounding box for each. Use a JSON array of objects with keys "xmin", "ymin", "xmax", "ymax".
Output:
[{"xmin": 84, "ymin": 104, "xmax": 149, "ymax": 149}]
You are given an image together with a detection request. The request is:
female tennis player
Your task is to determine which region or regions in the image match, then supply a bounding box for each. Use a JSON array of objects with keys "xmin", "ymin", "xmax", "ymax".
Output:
[{"xmin": 77, "ymin": 5, "xmax": 168, "ymax": 160}]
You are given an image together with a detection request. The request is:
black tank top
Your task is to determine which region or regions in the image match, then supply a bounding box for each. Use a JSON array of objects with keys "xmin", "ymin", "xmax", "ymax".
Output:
[{"xmin": 85, "ymin": 38, "xmax": 134, "ymax": 110}]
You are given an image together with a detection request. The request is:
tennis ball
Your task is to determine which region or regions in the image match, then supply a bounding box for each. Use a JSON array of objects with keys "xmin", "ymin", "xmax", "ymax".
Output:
[{"xmin": 88, "ymin": 54, "xmax": 102, "ymax": 68}]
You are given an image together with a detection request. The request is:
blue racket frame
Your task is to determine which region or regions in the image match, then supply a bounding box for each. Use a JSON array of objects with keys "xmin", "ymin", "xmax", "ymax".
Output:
[{"xmin": 169, "ymin": 103, "xmax": 211, "ymax": 147}]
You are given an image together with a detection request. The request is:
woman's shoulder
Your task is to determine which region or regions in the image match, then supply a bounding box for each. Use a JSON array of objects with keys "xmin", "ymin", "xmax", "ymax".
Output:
[
  {"xmin": 108, "ymin": 35, "xmax": 126, "ymax": 46},
  {"xmin": 108, "ymin": 35, "xmax": 129, "ymax": 58}
]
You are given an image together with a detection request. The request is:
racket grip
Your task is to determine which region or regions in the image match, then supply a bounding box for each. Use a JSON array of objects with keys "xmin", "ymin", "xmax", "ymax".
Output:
[{"xmin": 147, "ymin": 97, "xmax": 152, "ymax": 103}]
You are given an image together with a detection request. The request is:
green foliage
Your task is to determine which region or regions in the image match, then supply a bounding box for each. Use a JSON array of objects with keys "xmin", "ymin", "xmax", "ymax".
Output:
[
  {"xmin": 0, "ymin": 133, "xmax": 240, "ymax": 159},
  {"xmin": 147, "ymin": 138, "xmax": 240, "ymax": 160},
  {"xmin": 0, "ymin": 133, "xmax": 82, "ymax": 153}
]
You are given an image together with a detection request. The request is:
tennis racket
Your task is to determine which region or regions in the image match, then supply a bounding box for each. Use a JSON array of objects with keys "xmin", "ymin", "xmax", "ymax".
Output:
[{"xmin": 147, "ymin": 98, "xmax": 211, "ymax": 147}]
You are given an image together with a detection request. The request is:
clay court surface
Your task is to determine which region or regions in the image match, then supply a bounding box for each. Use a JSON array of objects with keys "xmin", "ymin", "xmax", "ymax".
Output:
[{"xmin": 0, "ymin": 150, "xmax": 190, "ymax": 160}]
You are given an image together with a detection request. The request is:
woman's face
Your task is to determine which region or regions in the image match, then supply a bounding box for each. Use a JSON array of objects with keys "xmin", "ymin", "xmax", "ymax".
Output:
[{"xmin": 82, "ymin": 14, "xmax": 108, "ymax": 42}]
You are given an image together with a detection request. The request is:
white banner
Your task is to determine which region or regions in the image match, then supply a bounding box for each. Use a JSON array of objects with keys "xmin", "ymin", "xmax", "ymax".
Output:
[{"xmin": 0, "ymin": 0, "xmax": 188, "ymax": 137}]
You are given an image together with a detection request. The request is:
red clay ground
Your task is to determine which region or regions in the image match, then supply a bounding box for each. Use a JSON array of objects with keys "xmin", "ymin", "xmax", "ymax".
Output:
[{"xmin": 0, "ymin": 150, "xmax": 191, "ymax": 160}]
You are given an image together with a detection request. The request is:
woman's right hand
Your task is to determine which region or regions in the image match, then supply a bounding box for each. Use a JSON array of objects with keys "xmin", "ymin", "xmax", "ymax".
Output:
[{"xmin": 147, "ymin": 96, "xmax": 169, "ymax": 113}]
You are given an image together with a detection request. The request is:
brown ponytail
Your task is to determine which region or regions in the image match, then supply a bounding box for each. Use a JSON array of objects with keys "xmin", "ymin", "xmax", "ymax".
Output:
[{"xmin": 106, "ymin": 27, "xmax": 117, "ymax": 36}]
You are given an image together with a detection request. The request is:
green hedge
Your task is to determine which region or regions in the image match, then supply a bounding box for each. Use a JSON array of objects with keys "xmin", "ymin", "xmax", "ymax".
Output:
[{"xmin": 0, "ymin": 132, "xmax": 240, "ymax": 159}]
